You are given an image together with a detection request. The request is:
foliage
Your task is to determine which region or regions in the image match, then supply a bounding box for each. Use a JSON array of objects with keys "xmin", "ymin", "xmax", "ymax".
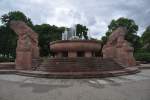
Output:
[
  {"xmin": 101, "ymin": 36, "xmax": 107, "ymax": 45},
  {"xmin": 141, "ymin": 26, "xmax": 150, "ymax": 51},
  {"xmin": 1, "ymin": 11, "xmax": 33, "ymax": 27},
  {"xmin": 34, "ymin": 24, "xmax": 65, "ymax": 56},
  {"xmin": 0, "ymin": 57, "xmax": 14, "ymax": 62},
  {"xmin": 76, "ymin": 24, "xmax": 88, "ymax": 39},
  {"xmin": 107, "ymin": 17, "xmax": 138, "ymax": 34},
  {"xmin": 134, "ymin": 52, "xmax": 150, "ymax": 62},
  {"xmin": 0, "ymin": 25, "xmax": 17, "ymax": 60},
  {"xmin": 134, "ymin": 48, "xmax": 150, "ymax": 62}
]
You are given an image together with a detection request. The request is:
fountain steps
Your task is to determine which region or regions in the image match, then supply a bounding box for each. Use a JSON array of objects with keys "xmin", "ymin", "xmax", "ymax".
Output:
[{"xmin": 37, "ymin": 58, "xmax": 124, "ymax": 72}]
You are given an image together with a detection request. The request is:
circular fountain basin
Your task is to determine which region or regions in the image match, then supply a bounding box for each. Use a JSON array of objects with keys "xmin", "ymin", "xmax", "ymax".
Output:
[{"xmin": 50, "ymin": 40, "xmax": 101, "ymax": 52}]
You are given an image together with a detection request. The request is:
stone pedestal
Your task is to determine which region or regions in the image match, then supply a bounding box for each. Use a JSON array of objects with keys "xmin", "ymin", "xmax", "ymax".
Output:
[
  {"xmin": 15, "ymin": 50, "xmax": 32, "ymax": 70},
  {"xmin": 68, "ymin": 52, "xmax": 77, "ymax": 58},
  {"xmin": 85, "ymin": 52, "xmax": 92, "ymax": 57},
  {"xmin": 56, "ymin": 53, "xmax": 62, "ymax": 58}
]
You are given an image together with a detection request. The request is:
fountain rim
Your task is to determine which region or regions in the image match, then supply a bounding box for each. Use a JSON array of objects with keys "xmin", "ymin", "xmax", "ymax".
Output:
[
  {"xmin": 50, "ymin": 40, "xmax": 101, "ymax": 45},
  {"xmin": 49, "ymin": 40, "xmax": 102, "ymax": 52}
]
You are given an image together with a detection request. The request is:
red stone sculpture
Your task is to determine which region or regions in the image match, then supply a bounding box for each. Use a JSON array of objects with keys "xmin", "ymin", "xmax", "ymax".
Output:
[
  {"xmin": 102, "ymin": 27, "xmax": 136, "ymax": 67},
  {"xmin": 10, "ymin": 21, "xmax": 39, "ymax": 70}
]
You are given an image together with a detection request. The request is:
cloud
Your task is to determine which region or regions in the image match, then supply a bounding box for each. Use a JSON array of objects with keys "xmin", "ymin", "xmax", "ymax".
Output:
[{"xmin": 0, "ymin": 0, "xmax": 150, "ymax": 39}]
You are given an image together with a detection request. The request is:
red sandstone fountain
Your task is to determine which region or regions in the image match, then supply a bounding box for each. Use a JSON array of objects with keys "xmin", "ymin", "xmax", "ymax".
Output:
[
  {"xmin": 37, "ymin": 25, "xmax": 139, "ymax": 78},
  {"xmin": 0, "ymin": 21, "xmax": 139, "ymax": 78}
]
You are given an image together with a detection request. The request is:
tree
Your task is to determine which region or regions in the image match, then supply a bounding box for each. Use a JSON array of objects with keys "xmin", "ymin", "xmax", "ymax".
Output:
[
  {"xmin": 34, "ymin": 24, "xmax": 65, "ymax": 56},
  {"xmin": 101, "ymin": 36, "xmax": 107, "ymax": 45},
  {"xmin": 0, "ymin": 25, "xmax": 17, "ymax": 59},
  {"xmin": 141, "ymin": 25, "xmax": 150, "ymax": 51},
  {"xmin": 76, "ymin": 24, "xmax": 88, "ymax": 39},
  {"xmin": 102, "ymin": 17, "xmax": 141, "ymax": 51},
  {"xmin": 1, "ymin": 11, "xmax": 33, "ymax": 27}
]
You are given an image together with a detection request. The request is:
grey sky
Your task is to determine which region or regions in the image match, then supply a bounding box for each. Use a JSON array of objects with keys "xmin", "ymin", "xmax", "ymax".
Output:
[{"xmin": 0, "ymin": 0, "xmax": 150, "ymax": 39}]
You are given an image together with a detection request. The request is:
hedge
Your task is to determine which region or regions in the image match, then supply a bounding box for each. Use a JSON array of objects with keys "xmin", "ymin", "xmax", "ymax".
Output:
[
  {"xmin": 0, "ymin": 57, "xmax": 15, "ymax": 62},
  {"xmin": 134, "ymin": 52, "xmax": 150, "ymax": 62}
]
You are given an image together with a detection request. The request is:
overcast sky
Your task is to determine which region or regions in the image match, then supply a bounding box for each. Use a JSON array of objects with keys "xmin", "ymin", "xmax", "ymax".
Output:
[{"xmin": 0, "ymin": 0, "xmax": 150, "ymax": 39}]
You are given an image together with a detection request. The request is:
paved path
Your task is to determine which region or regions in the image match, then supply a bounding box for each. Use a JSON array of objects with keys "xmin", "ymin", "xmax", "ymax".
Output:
[{"xmin": 0, "ymin": 70, "xmax": 150, "ymax": 100}]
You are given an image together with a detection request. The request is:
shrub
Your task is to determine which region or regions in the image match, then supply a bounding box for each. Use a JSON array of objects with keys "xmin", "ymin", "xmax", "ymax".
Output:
[
  {"xmin": 134, "ymin": 52, "xmax": 150, "ymax": 63},
  {"xmin": 0, "ymin": 57, "xmax": 15, "ymax": 62}
]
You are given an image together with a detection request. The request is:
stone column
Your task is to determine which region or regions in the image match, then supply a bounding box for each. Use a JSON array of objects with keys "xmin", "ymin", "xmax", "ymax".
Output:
[
  {"xmin": 10, "ymin": 21, "xmax": 40, "ymax": 70},
  {"xmin": 56, "ymin": 52, "xmax": 62, "ymax": 58},
  {"xmin": 85, "ymin": 52, "xmax": 92, "ymax": 57},
  {"xmin": 68, "ymin": 52, "xmax": 77, "ymax": 58}
]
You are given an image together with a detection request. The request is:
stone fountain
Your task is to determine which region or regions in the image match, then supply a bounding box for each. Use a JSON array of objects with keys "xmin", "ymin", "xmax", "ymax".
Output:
[{"xmin": 0, "ymin": 21, "xmax": 139, "ymax": 78}]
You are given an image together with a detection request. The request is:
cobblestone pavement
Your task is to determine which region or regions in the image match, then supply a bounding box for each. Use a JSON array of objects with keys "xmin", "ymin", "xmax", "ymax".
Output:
[{"xmin": 0, "ymin": 69, "xmax": 150, "ymax": 100}]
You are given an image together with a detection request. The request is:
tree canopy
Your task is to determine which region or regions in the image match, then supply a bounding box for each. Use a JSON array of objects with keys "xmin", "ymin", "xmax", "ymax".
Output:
[
  {"xmin": 1, "ymin": 11, "xmax": 33, "ymax": 27},
  {"xmin": 76, "ymin": 24, "xmax": 88, "ymax": 39}
]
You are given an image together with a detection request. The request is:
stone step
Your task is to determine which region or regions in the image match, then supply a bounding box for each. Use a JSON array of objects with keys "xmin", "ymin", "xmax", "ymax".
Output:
[
  {"xmin": 39, "ymin": 66, "xmax": 122, "ymax": 69},
  {"xmin": 39, "ymin": 62, "xmax": 120, "ymax": 67},
  {"xmin": 37, "ymin": 58, "xmax": 124, "ymax": 72},
  {"xmin": 32, "ymin": 58, "xmax": 43, "ymax": 70},
  {"xmin": 0, "ymin": 63, "xmax": 15, "ymax": 70}
]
